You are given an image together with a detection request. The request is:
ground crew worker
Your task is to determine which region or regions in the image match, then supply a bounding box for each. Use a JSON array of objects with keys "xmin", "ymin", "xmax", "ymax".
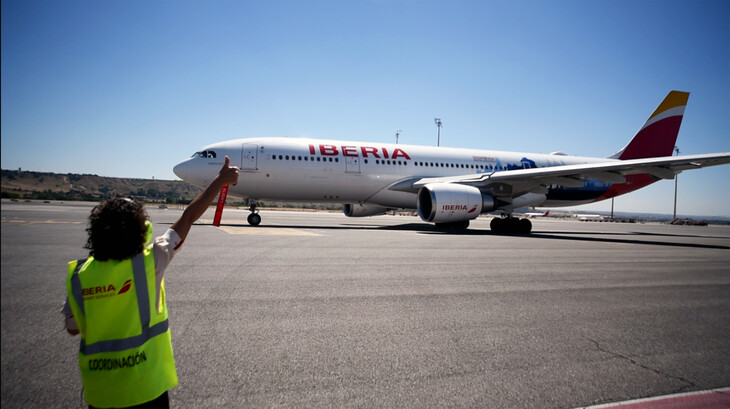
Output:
[{"xmin": 62, "ymin": 157, "xmax": 239, "ymax": 408}]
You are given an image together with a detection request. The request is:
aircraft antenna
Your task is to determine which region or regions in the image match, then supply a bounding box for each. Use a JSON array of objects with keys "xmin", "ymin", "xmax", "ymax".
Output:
[{"xmin": 434, "ymin": 118, "xmax": 442, "ymax": 147}]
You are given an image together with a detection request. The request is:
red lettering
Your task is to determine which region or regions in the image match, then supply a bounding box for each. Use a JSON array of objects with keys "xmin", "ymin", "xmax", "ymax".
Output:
[
  {"xmin": 309, "ymin": 144, "xmax": 409, "ymax": 160},
  {"xmin": 342, "ymin": 146, "xmax": 358, "ymax": 157},
  {"xmin": 392, "ymin": 148, "xmax": 411, "ymax": 160},
  {"xmin": 82, "ymin": 284, "xmax": 117, "ymax": 296},
  {"xmin": 320, "ymin": 144, "xmax": 339, "ymax": 156},
  {"xmin": 361, "ymin": 146, "xmax": 380, "ymax": 158}
]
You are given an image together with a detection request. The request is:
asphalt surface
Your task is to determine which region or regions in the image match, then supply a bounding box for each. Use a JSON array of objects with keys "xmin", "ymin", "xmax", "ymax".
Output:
[{"xmin": 2, "ymin": 200, "xmax": 729, "ymax": 408}]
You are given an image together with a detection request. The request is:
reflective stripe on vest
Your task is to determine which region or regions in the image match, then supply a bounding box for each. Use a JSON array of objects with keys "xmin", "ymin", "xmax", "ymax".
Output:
[
  {"xmin": 70, "ymin": 258, "xmax": 87, "ymax": 317},
  {"xmin": 70, "ymin": 253, "xmax": 169, "ymax": 355}
]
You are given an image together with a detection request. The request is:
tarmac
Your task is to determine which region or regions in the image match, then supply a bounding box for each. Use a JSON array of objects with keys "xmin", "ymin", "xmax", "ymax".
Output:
[{"xmin": 1, "ymin": 200, "xmax": 729, "ymax": 408}]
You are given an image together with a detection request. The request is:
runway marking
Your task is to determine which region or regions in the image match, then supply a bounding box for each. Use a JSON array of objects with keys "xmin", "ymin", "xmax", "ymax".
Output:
[
  {"xmin": 196, "ymin": 220, "xmax": 320, "ymax": 236},
  {"xmin": 1, "ymin": 219, "xmax": 82, "ymax": 225},
  {"xmin": 575, "ymin": 387, "xmax": 730, "ymax": 409}
]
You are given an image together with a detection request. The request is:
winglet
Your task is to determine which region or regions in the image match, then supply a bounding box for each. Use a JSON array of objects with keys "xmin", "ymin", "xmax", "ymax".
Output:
[{"xmin": 609, "ymin": 91, "xmax": 689, "ymax": 160}]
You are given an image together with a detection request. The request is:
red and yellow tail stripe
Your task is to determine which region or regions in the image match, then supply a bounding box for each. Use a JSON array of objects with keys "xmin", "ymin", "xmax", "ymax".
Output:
[{"xmin": 611, "ymin": 91, "xmax": 689, "ymax": 160}]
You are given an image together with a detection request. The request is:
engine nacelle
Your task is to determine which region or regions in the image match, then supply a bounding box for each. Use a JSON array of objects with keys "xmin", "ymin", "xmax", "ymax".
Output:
[
  {"xmin": 343, "ymin": 203, "xmax": 389, "ymax": 217},
  {"xmin": 417, "ymin": 183, "xmax": 495, "ymax": 223}
]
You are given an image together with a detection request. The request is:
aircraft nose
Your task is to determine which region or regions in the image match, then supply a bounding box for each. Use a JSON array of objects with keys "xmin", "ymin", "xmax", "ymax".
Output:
[{"xmin": 173, "ymin": 158, "xmax": 193, "ymax": 181}]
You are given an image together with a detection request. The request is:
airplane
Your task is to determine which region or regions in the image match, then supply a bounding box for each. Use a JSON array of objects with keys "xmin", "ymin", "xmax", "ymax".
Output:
[
  {"xmin": 524, "ymin": 210, "xmax": 550, "ymax": 218},
  {"xmin": 173, "ymin": 91, "xmax": 730, "ymax": 234},
  {"xmin": 573, "ymin": 213, "xmax": 605, "ymax": 222}
]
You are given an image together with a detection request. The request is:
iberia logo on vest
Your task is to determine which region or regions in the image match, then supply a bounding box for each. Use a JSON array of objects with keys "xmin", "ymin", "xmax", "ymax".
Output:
[{"xmin": 82, "ymin": 279, "xmax": 132, "ymax": 300}]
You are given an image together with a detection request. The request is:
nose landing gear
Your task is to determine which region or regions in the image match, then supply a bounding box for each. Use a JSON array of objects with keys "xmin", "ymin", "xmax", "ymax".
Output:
[{"xmin": 246, "ymin": 200, "xmax": 261, "ymax": 226}]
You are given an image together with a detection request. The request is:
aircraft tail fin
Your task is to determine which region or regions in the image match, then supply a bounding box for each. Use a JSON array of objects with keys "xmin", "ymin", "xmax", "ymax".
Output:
[{"xmin": 609, "ymin": 91, "xmax": 689, "ymax": 160}]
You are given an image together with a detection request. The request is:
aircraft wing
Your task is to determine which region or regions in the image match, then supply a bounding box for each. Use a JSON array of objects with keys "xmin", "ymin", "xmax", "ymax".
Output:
[{"xmin": 407, "ymin": 152, "xmax": 730, "ymax": 197}]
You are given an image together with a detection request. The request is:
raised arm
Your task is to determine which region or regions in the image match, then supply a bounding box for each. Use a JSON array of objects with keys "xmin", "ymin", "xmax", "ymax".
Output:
[{"xmin": 171, "ymin": 156, "xmax": 239, "ymax": 241}]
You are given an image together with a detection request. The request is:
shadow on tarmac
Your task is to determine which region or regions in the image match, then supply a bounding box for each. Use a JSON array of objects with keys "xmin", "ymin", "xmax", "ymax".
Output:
[
  {"xmin": 175, "ymin": 221, "xmax": 730, "ymax": 250},
  {"xmin": 526, "ymin": 232, "xmax": 730, "ymax": 250}
]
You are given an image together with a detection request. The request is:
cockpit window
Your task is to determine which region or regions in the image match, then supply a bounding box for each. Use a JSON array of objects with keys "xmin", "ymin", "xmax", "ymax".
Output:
[{"xmin": 191, "ymin": 150, "xmax": 217, "ymax": 158}]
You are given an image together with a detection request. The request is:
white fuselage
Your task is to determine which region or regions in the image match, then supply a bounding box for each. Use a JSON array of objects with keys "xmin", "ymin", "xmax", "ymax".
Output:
[{"xmin": 173, "ymin": 137, "xmax": 609, "ymax": 209}]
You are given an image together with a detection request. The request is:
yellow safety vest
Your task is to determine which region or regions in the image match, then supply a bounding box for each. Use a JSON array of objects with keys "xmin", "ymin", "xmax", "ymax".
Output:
[{"xmin": 66, "ymin": 247, "xmax": 178, "ymax": 408}]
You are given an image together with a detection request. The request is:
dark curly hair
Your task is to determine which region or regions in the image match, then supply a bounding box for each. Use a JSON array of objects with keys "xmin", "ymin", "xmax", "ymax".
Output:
[{"xmin": 84, "ymin": 197, "xmax": 149, "ymax": 261}]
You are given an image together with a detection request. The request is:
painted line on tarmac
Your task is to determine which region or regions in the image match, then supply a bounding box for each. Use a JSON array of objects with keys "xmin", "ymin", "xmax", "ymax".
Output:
[
  {"xmin": 197, "ymin": 220, "xmax": 320, "ymax": 236},
  {"xmin": 1, "ymin": 219, "xmax": 82, "ymax": 225},
  {"xmin": 575, "ymin": 387, "xmax": 730, "ymax": 409}
]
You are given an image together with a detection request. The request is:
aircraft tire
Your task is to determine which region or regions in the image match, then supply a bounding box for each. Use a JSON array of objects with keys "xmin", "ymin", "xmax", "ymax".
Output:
[
  {"xmin": 518, "ymin": 218, "xmax": 532, "ymax": 234},
  {"xmin": 490, "ymin": 217, "xmax": 532, "ymax": 234},
  {"xmin": 247, "ymin": 213, "xmax": 261, "ymax": 226},
  {"xmin": 490, "ymin": 217, "xmax": 504, "ymax": 233}
]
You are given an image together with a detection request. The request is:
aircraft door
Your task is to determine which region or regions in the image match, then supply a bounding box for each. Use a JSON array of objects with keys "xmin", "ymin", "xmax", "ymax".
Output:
[
  {"xmin": 345, "ymin": 156, "xmax": 361, "ymax": 174},
  {"xmin": 242, "ymin": 144, "xmax": 258, "ymax": 170}
]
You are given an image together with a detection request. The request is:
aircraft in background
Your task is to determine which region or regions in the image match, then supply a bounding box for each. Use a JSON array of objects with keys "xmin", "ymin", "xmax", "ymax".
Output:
[
  {"xmin": 573, "ymin": 213, "xmax": 605, "ymax": 222},
  {"xmin": 173, "ymin": 91, "xmax": 730, "ymax": 233},
  {"xmin": 524, "ymin": 210, "xmax": 550, "ymax": 218}
]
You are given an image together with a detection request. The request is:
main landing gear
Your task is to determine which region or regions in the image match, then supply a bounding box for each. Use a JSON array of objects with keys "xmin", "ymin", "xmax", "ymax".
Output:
[
  {"xmin": 246, "ymin": 200, "xmax": 261, "ymax": 226},
  {"xmin": 490, "ymin": 216, "xmax": 532, "ymax": 234}
]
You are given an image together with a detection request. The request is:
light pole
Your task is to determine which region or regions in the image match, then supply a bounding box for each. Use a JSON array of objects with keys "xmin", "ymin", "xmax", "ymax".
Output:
[
  {"xmin": 395, "ymin": 129, "xmax": 401, "ymax": 144},
  {"xmin": 434, "ymin": 118, "xmax": 442, "ymax": 146},
  {"xmin": 673, "ymin": 146, "xmax": 679, "ymax": 220}
]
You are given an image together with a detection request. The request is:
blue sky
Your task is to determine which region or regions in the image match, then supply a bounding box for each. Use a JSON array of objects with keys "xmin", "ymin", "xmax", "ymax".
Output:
[{"xmin": 2, "ymin": 0, "xmax": 729, "ymax": 216}]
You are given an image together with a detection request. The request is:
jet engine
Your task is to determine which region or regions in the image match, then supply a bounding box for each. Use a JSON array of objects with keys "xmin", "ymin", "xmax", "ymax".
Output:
[
  {"xmin": 417, "ymin": 183, "xmax": 495, "ymax": 223},
  {"xmin": 343, "ymin": 203, "xmax": 389, "ymax": 217}
]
